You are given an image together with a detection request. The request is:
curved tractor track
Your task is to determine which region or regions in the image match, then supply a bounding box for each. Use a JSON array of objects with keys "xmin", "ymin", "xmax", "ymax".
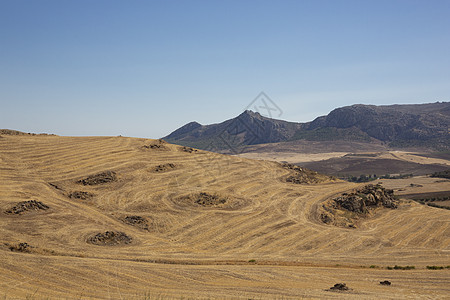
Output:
[{"xmin": 0, "ymin": 135, "xmax": 449, "ymax": 299}]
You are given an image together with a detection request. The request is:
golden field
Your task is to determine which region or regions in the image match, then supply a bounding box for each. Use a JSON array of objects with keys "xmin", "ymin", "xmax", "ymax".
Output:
[{"xmin": 0, "ymin": 134, "xmax": 449, "ymax": 299}]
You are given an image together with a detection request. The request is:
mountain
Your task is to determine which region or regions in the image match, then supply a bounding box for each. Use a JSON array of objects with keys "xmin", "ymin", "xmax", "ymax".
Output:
[
  {"xmin": 164, "ymin": 102, "xmax": 450, "ymax": 152},
  {"xmin": 164, "ymin": 110, "xmax": 303, "ymax": 152}
]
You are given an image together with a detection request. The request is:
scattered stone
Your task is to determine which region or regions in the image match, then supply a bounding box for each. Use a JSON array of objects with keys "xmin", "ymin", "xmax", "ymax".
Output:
[
  {"xmin": 380, "ymin": 280, "xmax": 391, "ymax": 286},
  {"xmin": 329, "ymin": 283, "xmax": 350, "ymax": 291},
  {"xmin": 77, "ymin": 171, "xmax": 117, "ymax": 185},
  {"xmin": 48, "ymin": 182, "xmax": 64, "ymax": 191},
  {"xmin": 87, "ymin": 231, "xmax": 132, "ymax": 246},
  {"xmin": 5, "ymin": 200, "xmax": 49, "ymax": 215},
  {"xmin": 181, "ymin": 146, "xmax": 197, "ymax": 153},
  {"xmin": 153, "ymin": 163, "xmax": 176, "ymax": 172},
  {"xmin": 123, "ymin": 215, "xmax": 149, "ymax": 230},
  {"xmin": 9, "ymin": 242, "xmax": 33, "ymax": 253},
  {"xmin": 69, "ymin": 191, "xmax": 94, "ymax": 200},
  {"xmin": 144, "ymin": 144, "xmax": 164, "ymax": 149}
]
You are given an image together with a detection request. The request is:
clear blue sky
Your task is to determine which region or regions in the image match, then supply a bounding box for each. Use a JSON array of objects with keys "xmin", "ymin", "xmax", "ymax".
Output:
[{"xmin": 1, "ymin": 0, "xmax": 449, "ymax": 138}]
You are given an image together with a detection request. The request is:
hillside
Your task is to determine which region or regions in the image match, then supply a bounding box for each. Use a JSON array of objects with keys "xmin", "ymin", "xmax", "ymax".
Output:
[
  {"xmin": 1, "ymin": 134, "xmax": 449, "ymax": 298},
  {"xmin": 164, "ymin": 102, "xmax": 450, "ymax": 151}
]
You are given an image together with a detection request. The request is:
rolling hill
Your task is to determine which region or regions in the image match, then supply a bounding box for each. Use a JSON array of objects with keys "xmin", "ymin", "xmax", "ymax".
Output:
[
  {"xmin": 0, "ymin": 133, "xmax": 449, "ymax": 298},
  {"xmin": 164, "ymin": 102, "xmax": 450, "ymax": 152}
]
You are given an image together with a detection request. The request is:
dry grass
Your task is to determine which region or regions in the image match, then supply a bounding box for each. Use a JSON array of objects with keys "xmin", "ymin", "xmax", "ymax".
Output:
[{"xmin": 0, "ymin": 135, "xmax": 449, "ymax": 299}]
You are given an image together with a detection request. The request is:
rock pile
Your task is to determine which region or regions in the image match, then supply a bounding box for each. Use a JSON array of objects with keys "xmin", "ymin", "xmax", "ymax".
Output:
[
  {"xmin": 329, "ymin": 283, "xmax": 350, "ymax": 291},
  {"xmin": 191, "ymin": 192, "xmax": 227, "ymax": 206},
  {"xmin": 333, "ymin": 184, "xmax": 398, "ymax": 214},
  {"xmin": 9, "ymin": 242, "xmax": 32, "ymax": 253},
  {"xmin": 5, "ymin": 200, "xmax": 49, "ymax": 215},
  {"xmin": 77, "ymin": 171, "xmax": 117, "ymax": 185},
  {"xmin": 123, "ymin": 215, "xmax": 149, "ymax": 230},
  {"xmin": 69, "ymin": 191, "xmax": 94, "ymax": 200},
  {"xmin": 87, "ymin": 231, "xmax": 132, "ymax": 246},
  {"xmin": 153, "ymin": 163, "xmax": 176, "ymax": 172},
  {"xmin": 181, "ymin": 146, "xmax": 197, "ymax": 153},
  {"xmin": 282, "ymin": 163, "xmax": 333, "ymax": 184},
  {"xmin": 144, "ymin": 139, "xmax": 168, "ymax": 150},
  {"xmin": 320, "ymin": 184, "xmax": 399, "ymax": 227}
]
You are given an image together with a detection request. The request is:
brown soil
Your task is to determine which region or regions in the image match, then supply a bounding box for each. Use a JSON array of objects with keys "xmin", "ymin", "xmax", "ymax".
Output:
[
  {"xmin": 153, "ymin": 163, "xmax": 176, "ymax": 172},
  {"xmin": 69, "ymin": 191, "xmax": 94, "ymax": 200},
  {"xmin": 123, "ymin": 216, "xmax": 149, "ymax": 230},
  {"xmin": 87, "ymin": 231, "xmax": 132, "ymax": 246},
  {"xmin": 77, "ymin": 171, "xmax": 117, "ymax": 185},
  {"xmin": 4, "ymin": 200, "xmax": 49, "ymax": 215},
  {"xmin": 282, "ymin": 163, "xmax": 335, "ymax": 184}
]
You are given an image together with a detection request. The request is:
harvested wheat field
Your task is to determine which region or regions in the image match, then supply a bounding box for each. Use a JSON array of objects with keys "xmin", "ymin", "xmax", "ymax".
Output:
[{"xmin": 0, "ymin": 134, "xmax": 449, "ymax": 299}]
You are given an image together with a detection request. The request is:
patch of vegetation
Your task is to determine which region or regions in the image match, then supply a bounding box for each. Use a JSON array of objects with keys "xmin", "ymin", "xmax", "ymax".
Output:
[
  {"xmin": 379, "ymin": 174, "xmax": 413, "ymax": 180},
  {"xmin": 387, "ymin": 265, "xmax": 415, "ymax": 270},
  {"xmin": 389, "ymin": 138, "xmax": 449, "ymax": 151},
  {"xmin": 248, "ymin": 259, "xmax": 256, "ymax": 263},
  {"xmin": 426, "ymin": 203, "xmax": 450, "ymax": 210},
  {"xmin": 344, "ymin": 174, "xmax": 378, "ymax": 183},
  {"xmin": 292, "ymin": 127, "xmax": 371, "ymax": 142},
  {"xmin": 430, "ymin": 170, "xmax": 450, "ymax": 179},
  {"xmin": 342, "ymin": 173, "xmax": 413, "ymax": 182},
  {"xmin": 426, "ymin": 266, "xmax": 444, "ymax": 270},
  {"xmin": 412, "ymin": 193, "xmax": 450, "ymax": 210}
]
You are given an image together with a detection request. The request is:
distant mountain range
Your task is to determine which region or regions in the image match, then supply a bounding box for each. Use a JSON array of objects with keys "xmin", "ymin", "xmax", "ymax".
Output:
[{"xmin": 164, "ymin": 102, "xmax": 450, "ymax": 152}]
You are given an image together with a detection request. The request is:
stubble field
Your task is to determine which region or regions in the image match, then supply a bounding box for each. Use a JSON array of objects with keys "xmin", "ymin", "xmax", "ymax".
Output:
[{"xmin": 0, "ymin": 135, "xmax": 449, "ymax": 299}]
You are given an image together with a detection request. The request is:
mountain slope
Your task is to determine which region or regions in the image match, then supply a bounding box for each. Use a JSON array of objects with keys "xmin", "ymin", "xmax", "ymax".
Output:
[
  {"xmin": 164, "ymin": 102, "xmax": 450, "ymax": 151},
  {"xmin": 164, "ymin": 110, "xmax": 303, "ymax": 152}
]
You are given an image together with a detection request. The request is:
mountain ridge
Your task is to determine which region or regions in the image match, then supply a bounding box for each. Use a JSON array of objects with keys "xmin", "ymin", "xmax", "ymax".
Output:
[{"xmin": 164, "ymin": 102, "xmax": 450, "ymax": 151}]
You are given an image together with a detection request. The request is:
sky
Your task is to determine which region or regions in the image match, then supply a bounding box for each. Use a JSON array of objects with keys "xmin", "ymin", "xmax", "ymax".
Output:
[{"xmin": 1, "ymin": 0, "xmax": 449, "ymax": 138}]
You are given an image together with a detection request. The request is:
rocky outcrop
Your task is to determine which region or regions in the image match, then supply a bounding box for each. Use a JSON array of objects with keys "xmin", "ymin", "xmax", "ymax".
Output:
[
  {"xmin": 328, "ymin": 283, "xmax": 350, "ymax": 291},
  {"xmin": 4, "ymin": 200, "xmax": 49, "ymax": 215},
  {"xmin": 87, "ymin": 231, "xmax": 132, "ymax": 246},
  {"xmin": 69, "ymin": 191, "xmax": 94, "ymax": 200},
  {"xmin": 77, "ymin": 171, "xmax": 117, "ymax": 185},
  {"xmin": 282, "ymin": 163, "xmax": 335, "ymax": 184},
  {"xmin": 320, "ymin": 184, "xmax": 399, "ymax": 228},
  {"xmin": 193, "ymin": 192, "xmax": 227, "ymax": 206},
  {"xmin": 333, "ymin": 184, "xmax": 398, "ymax": 213},
  {"xmin": 123, "ymin": 216, "xmax": 149, "ymax": 230},
  {"xmin": 153, "ymin": 163, "xmax": 176, "ymax": 172}
]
